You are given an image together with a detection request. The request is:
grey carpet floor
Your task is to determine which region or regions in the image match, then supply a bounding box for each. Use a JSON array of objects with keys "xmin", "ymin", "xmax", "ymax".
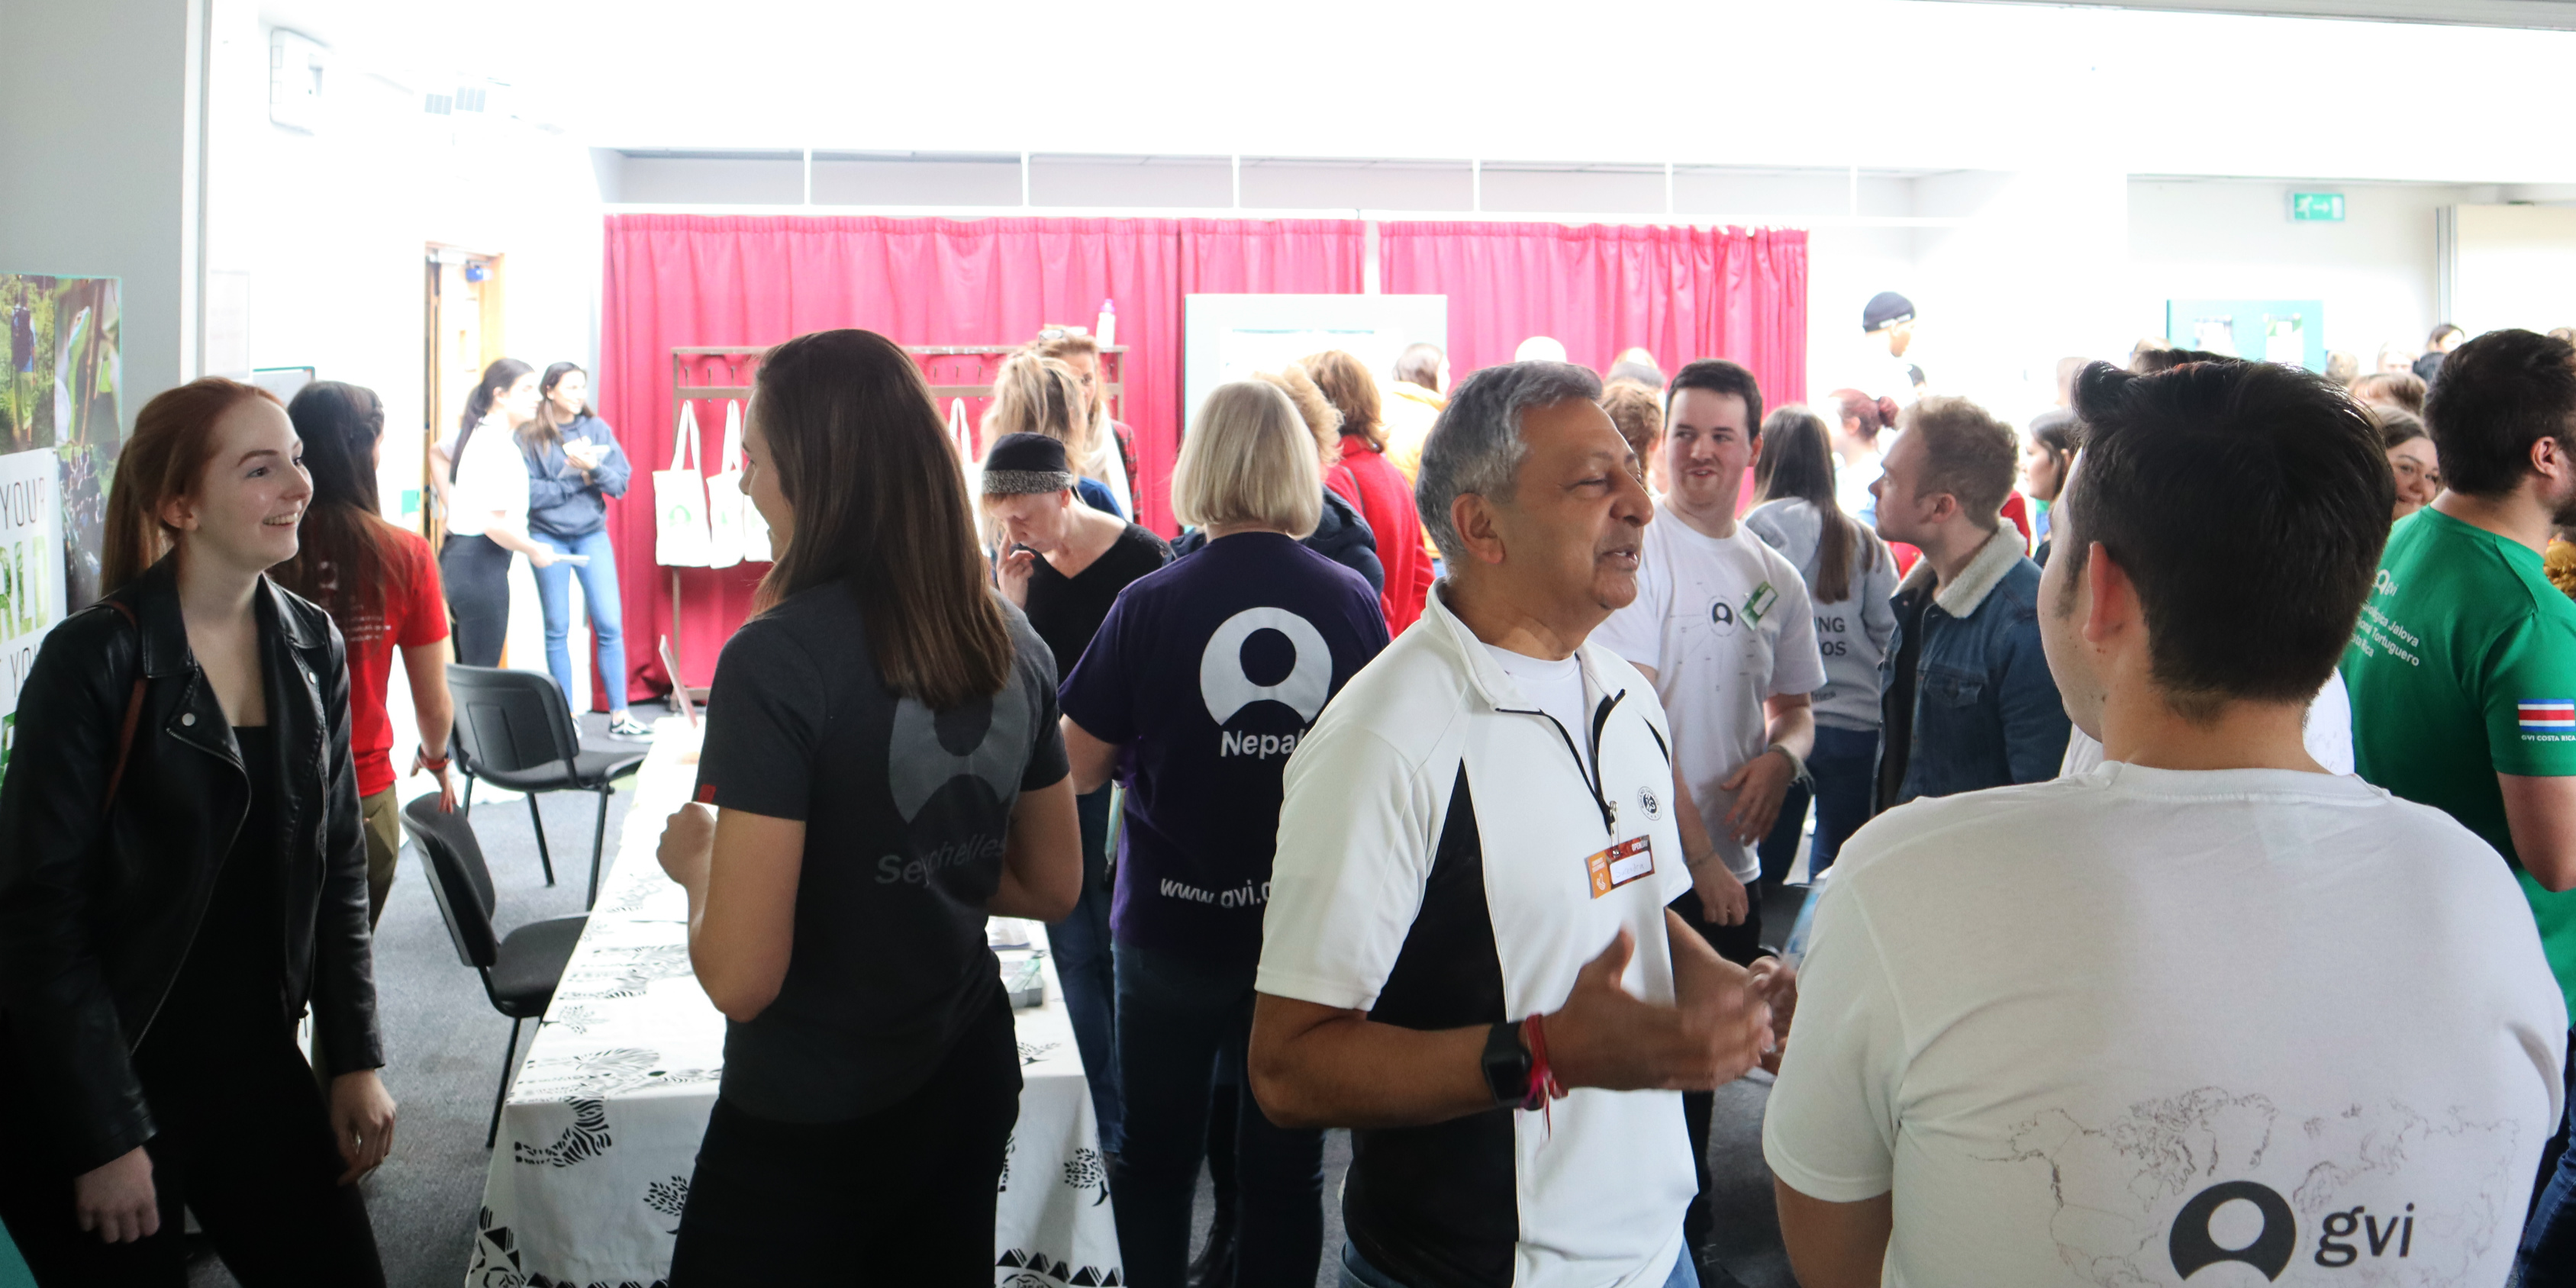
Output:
[{"xmin": 185, "ymin": 714, "xmax": 1806, "ymax": 1288}]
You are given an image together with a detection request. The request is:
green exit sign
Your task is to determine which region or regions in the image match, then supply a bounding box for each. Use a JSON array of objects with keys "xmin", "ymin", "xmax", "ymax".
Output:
[{"xmin": 2291, "ymin": 192, "xmax": 2345, "ymax": 222}]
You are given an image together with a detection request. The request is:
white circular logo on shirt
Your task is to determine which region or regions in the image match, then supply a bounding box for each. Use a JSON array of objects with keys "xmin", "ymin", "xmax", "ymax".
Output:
[{"xmin": 1199, "ymin": 607, "xmax": 1333, "ymax": 726}]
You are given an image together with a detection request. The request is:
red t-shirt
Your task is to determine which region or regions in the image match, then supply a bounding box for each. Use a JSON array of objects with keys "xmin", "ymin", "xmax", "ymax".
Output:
[
  {"xmin": 334, "ymin": 529, "xmax": 449, "ymax": 797},
  {"xmin": 1324, "ymin": 435, "xmax": 1433, "ymax": 635}
]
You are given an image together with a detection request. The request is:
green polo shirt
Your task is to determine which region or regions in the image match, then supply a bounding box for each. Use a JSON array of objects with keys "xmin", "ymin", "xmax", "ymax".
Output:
[{"xmin": 2346, "ymin": 507, "xmax": 2576, "ymax": 1023}]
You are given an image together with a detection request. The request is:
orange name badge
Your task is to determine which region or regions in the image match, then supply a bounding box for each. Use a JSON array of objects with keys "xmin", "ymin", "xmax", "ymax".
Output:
[{"xmin": 1584, "ymin": 836, "xmax": 1655, "ymax": 898}]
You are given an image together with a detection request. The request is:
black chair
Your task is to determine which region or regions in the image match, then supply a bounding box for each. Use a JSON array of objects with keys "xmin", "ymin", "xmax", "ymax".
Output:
[
  {"xmin": 446, "ymin": 665, "xmax": 647, "ymax": 908},
  {"xmin": 403, "ymin": 793, "xmax": 589, "ymax": 1148}
]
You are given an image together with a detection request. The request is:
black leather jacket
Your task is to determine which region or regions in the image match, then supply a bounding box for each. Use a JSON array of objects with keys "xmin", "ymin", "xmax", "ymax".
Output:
[{"xmin": 0, "ymin": 557, "xmax": 381, "ymax": 1173}]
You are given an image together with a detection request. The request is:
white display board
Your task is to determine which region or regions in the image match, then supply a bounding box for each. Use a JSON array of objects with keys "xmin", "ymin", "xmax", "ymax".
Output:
[
  {"xmin": 1182, "ymin": 295, "xmax": 1447, "ymax": 433},
  {"xmin": 0, "ymin": 448, "xmax": 68, "ymax": 779}
]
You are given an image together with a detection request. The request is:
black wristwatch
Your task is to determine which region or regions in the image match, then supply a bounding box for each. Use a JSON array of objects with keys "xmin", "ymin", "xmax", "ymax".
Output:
[{"xmin": 1481, "ymin": 1020, "xmax": 1533, "ymax": 1107}]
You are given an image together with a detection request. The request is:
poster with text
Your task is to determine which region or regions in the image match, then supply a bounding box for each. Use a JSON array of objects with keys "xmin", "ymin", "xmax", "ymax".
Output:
[
  {"xmin": 0, "ymin": 448, "xmax": 67, "ymax": 781},
  {"xmin": 4, "ymin": 273, "xmax": 122, "ymax": 611}
]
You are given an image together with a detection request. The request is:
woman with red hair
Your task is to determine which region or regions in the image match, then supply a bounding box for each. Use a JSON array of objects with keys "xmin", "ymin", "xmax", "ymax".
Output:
[
  {"xmin": 0, "ymin": 378, "xmax": 392, "ymax": 1284},
  {"xmin": 1301, "ymin": 349, "xmax": 1434, "ymax": 633}
]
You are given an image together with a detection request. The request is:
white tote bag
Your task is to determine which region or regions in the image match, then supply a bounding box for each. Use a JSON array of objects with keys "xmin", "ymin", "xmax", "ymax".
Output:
[
  {"xmin": 725, "ymin": 399, "xmax": 773, "ymax": 563},
  {"xmin": 653, "ymin": 401, "xmax": 713, "ymax": 568},
  {"xmin": 702, "ymin": 400, "xmax": 746, "ymax": 570}
]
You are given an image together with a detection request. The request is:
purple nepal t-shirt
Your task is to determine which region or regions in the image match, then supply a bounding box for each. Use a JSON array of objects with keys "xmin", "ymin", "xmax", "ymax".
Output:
[{"xmin": 1059, "ymin": 531, "xmax": 1388, "ymax": 971}]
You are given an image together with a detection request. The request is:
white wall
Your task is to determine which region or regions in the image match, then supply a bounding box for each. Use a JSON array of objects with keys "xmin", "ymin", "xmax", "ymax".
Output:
[
  {"xmin": 0, "ymin": 0, "xmax": 202, "ymax": 431},
  {"xmin": 202, "ymin": 1, "xmax": 611, "ymax": 707},
  {"xmin": 205, "ymin": 2, "xmax": 604, "ymax": 513},
  {"xmin": 2127, "ymin": 179, "xmax": 2494, "ymax": 365},
  {"xmin": 2448, "ymin": 205, "xmax": 2576, "ymax": 338},
  {"xmin": 558, "ymin": 1, "xmax": 2576, "ymax": 186}
]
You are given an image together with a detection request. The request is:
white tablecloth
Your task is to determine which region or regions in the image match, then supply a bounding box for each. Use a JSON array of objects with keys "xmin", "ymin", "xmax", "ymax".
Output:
[{"xmin": 466, "ymin": 718, "xmax": 1124, "ymax": 1287}]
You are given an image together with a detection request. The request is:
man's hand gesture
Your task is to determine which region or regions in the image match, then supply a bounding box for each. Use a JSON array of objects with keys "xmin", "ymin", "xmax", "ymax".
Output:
[{"xmin": 1543, "ymin": 919, "xmax": 1772, "ymax": 1093}]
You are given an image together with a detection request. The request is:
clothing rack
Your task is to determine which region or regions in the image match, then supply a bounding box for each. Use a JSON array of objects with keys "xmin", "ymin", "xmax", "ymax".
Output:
[
  {"xmin": 659, "ymin": 343, "xmax": 1128, "ymax": 708},
  {"xmin": 663, "ymin": 347, "xmax": 765, "ymax": 709}
]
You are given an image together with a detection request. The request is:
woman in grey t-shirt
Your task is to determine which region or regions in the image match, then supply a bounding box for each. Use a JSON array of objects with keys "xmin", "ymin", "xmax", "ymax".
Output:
[{"xmin": 1744, "ymin": 406, "xmax": 1898, "ymax": 886}]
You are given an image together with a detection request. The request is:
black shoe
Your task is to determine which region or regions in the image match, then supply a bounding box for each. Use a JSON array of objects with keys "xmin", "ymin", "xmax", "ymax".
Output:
[{"xmin": 1187, "ymin": 1209, "xmax": 1236, "ymax": 1288}]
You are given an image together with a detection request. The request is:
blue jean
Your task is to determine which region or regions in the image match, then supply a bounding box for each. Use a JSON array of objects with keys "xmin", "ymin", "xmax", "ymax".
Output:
[
  {"xmin": 2518, "ymin": 1029, "xmax": 2576, "ymax": 1277},
  {"xmin": 1050, "ymin": 788, "xmax": 1121, "ymax": 1152},
  {"xmin": 1757, "ymin": 724, "xmax": 1881, "ymax": 885},
  {"xmin": 1337, "ymin": 1237, "xmax": 1693, "ymax": 1288},
  {"xmin": 530, "ymin": 528, "xmax": 627, "ymax": 714},
  {"xmin": 1111, "ymin": 939, "xmax": 1323, "ymax": 1288}
]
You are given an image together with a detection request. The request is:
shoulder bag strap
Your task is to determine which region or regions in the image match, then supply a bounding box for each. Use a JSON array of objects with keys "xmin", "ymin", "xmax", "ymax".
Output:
[{"xmin": 98, "ymin": 601, "xmax": 145, "ymax": 817}]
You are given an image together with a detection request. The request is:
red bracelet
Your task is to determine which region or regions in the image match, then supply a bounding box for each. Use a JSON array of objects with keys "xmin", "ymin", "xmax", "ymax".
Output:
[
  {"xmin": 414, "ymin": 747, "xmax": 450, "ymax": 772},
  {"xmin": 1521, "ymin": 1014, "xmax": 1567, "ymax": 1135}
]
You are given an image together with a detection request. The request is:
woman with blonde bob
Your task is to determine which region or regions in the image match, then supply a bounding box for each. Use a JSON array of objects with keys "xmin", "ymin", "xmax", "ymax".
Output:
[
  {"xmin": 1058, "ymin": 381, "xmax": 1388, "ymax": 1288},
  {"xmin": 985, "ymin": 351, "xmax": 1127, "ymax": 517},
  {"xmin": 1169, "ymin": 366, "xmax": 1385, "ymax": 594},
  {"xmin": 656, "ymin": 328, "xmax": 1082, "ymax": 1283}
]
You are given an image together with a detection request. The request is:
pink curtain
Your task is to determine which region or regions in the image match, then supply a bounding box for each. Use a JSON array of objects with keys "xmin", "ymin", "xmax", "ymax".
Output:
[
  {"xmin": 598, "ymin": 214, "xmax": 1365, "ymax": 700},
  {"xmin": 1377, "ymin": 222, "xmax": 1807, "ymax": 407}
]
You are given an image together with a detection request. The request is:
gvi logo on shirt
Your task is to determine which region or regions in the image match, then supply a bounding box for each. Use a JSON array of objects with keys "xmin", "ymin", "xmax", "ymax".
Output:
[
  {"xmin": 2169, "ymin": 1180, "xmax": 2295, "ymax": 1280},
  {"xmin": 879, "ymin": 694, "xmax": 1027, "ymax": 885},
  {"xmin": 2168, "ymin": 1180, "xmax": 2421, "ymax": 1280},
  {"xmin": 1202, "ymin": 607, "xmax": 1331, "ymax": 759}
]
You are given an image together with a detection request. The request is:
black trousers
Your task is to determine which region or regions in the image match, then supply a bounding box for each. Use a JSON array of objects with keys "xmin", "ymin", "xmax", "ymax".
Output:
[
  {"xmin": 669, "ymin": 990, "xmax": 1021, "ymax": 1286},
  {"xmin": 1667, "ymin": 881, "xmax": 1766, "ymax": 1253},
  {"xmin": 0, "ymin": 1030, "xmax": 382, "ymax": 1288},
  {"xmin": 439, "ymin": 532, "xmax": 511, "ymax": 667}
]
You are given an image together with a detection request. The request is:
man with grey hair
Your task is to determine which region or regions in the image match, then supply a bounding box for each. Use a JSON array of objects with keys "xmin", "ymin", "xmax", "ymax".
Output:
[{"xmin": 1249, "ymin": 361, "xmax": 1785, "ymax": 1288}]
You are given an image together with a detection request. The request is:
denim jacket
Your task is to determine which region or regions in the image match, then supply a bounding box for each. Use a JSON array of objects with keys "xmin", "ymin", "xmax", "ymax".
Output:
[{"xmin": 1877, "ymin": 525, "xmax": 2070, "ymax": 808}]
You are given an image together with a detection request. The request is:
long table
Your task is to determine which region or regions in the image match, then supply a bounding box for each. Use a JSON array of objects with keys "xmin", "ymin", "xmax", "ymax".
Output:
[{"xmin": 466, "ymin": 717, "xmax": 1125, "ymax": 1287}]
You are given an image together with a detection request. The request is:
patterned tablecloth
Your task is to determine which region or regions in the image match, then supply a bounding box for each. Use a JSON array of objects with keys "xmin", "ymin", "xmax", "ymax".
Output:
[{"xmin": 466, "ymin": 717, "xmax": 1125, "ymax": 1288}]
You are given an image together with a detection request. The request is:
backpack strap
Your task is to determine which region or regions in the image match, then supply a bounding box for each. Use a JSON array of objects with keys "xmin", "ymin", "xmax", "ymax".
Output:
[{"xmin": 99, "ymin": 601, "xmax": 145, "ymax": 818}]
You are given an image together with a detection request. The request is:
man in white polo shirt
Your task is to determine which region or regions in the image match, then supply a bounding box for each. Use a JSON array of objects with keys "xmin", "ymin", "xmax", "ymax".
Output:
[
  {"xmin": 1765, "ymin": 357, "xmax": 2566, "ymax": 1286},
  {"xmin": 1594, "ymin": 359, "xmax": 1822, "ymax": 1278},
  {"xmin": 1249, "ymin": 361, "xmax": 1781, "ymax": 1288}
]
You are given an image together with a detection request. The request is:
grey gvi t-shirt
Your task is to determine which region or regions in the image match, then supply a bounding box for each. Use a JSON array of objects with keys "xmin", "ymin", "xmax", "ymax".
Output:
[{"xmin": 1745, "ymin": 498, "xmax": 1898, "ymax": 733}]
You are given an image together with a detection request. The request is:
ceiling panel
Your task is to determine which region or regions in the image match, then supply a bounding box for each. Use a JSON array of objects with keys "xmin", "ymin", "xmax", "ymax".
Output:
[{"xmin": 1964, "ymin": 0, "xmax": 2576, "ymax": 29}]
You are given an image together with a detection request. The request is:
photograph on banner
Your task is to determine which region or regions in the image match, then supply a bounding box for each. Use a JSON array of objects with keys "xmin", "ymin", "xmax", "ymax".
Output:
[
  {"xmin": 0, "ymin": 447, "xmax": 67, "ymax": 780},
  {"xmin": 2, "ymin": 273, "xmax": 123, "ymax": 610}
]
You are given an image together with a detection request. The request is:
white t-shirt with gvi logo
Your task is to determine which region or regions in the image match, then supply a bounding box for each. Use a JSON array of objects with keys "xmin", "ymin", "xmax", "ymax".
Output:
[
  {"xmin": 1764, "ymin": 763, "xmax": 2566, "ymax": 1286},
  {"xmin": 1595, "ymin": 514, "xmax": 1826, "ymax": 880}
]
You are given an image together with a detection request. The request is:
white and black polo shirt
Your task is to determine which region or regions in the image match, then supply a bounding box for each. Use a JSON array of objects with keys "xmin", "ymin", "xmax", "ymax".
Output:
[{"xmin": 1259, "ymin": 588, "xmax": 1697, "ymax": 1288}]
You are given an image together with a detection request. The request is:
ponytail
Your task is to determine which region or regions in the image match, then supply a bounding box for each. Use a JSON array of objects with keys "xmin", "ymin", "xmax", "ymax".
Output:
[{"xmin": 1828, "ymin": 388, "xmax": 1896, "ymax": 446}]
